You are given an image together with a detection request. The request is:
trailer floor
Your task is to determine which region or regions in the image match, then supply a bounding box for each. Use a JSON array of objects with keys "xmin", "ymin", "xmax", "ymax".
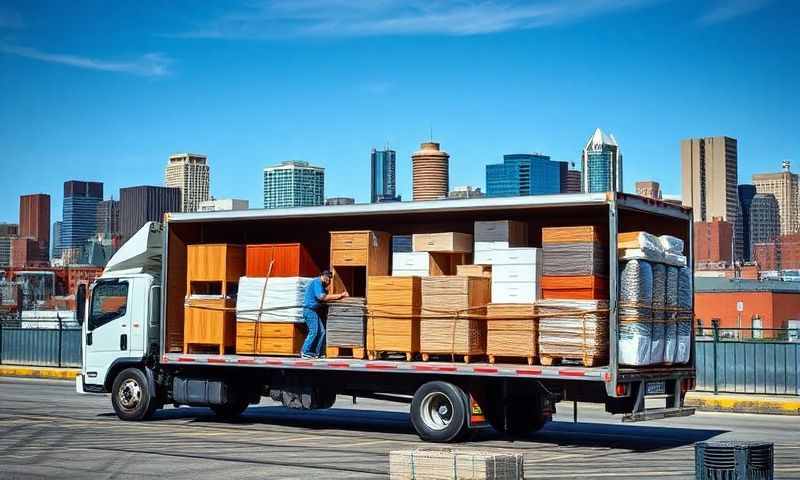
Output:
[{"xmin": 3, "ymin": 376, "xmax": 799, "ymax": 480}]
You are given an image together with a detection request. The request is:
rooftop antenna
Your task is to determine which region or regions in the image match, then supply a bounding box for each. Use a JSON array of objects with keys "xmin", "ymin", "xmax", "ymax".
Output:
[
  {"xmin": 429, "ymin": 124, "xmax": 433, "ymax": 142},
  {"xmin": 782, "ymin": 160, "xmax": 791, "ymax": 172}
]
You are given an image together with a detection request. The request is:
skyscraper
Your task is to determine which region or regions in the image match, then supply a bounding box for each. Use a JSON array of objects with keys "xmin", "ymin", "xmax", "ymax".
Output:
[
  {"xmin": 749, "ymin": 193, "xmax": 780, "ymax": 247},
  {"xmin": 14, "ymin": 194, "xmax": 51, "ymax": 266},
  {"xmin": 370, "ymin": 148, "xmax": 400, "ymax": 203},
  {"xmin": 635, "ymin": 181, "xmax": 662, "ymax": 200},
  {"xmin": 165, "ymin": 153, "xmax": 210, "ymax": 213},
  {"xmin": 51, "ymin": 221, "xmax": 62, "ymax": 259},
  {"xmin": 736, "ymin": 184, "xmax": 757, "ymax": 261},
  {"xmin": 582, "ymin": 128, "xmax": 623, "ymax": 193},
  {"xmin": 0, "ymin": 223, "xmax": 18, "ymax": 268},
  {"xmin": 486, "ymin": 154, "xmax": 563, "ymax": 197},
  {"xmin": 681, "ymin": 136, "xmax": 738, "ymax": 224},
  {"xmin": 62, "ymin": 181, "xmax": 103, "ymax": 261},
  {"xmin": 96, "ymin": 199, "xmax": 120, "ymax": 238},
  {"xmin": 412, "ymin": 142, "xmax": 449, "ymax": 201},
  {"xmin": 263, "ymin": 161, "xmax": 325, "ymax": 209},
  {"xmin": 119, "ymin": 186, "xmax": 181, "ymax": 241},
  {"xmin": 565, "ymin": 165, "xmax": 582, "ymax": 193},
  {"xmin": 752, "ymin": 161, "xmax": 799, "ymax": 236}
]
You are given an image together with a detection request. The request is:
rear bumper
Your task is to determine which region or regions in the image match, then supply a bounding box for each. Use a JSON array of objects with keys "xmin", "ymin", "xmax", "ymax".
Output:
[{"xmin": 623, "ymin": 406, "xmax": 696, "ymax": 422}]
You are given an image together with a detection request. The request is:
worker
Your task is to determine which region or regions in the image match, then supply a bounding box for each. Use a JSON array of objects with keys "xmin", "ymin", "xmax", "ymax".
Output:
[{"xmin": 301, "ymin": 270, "xmax": 348, "ymax": 358}]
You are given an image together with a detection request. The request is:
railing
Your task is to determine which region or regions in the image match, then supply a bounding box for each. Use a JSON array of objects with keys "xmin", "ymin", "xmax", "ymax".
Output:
[
  {"xmin": 695, "ymin": 321, "xmax": 800, "ymax": 396},
  {"xmin": 0, "ymin": 316, "xmax": 81, "ymax": 368}
]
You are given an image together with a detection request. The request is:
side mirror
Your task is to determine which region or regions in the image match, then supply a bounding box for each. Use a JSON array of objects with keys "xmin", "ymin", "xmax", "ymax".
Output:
[{"xmin": 76, "ymin": 283, "xmax": 87, "ymax": 326}]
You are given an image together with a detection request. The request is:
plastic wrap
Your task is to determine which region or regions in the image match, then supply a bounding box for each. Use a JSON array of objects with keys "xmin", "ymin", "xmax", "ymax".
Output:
[
  {"xmin": 618, "ymin": 260, "xmax": 653, "ymax": 366},
  {"xmin": 620, "ymin": 248, "xmax": 666, "ymax": 263},
  {"xmin": 663, "ymin": 252, "xmax": 688, "ymax": 267},
  {"xmin": 659, "ymin": 235, "xmax": 685, "ymax": 255},
  {"xmin": 236, "ymin": 276, "xmax": 312, "ymax": 323},
  {"xmin": 675, "ymin": 267, "xmax": 693, "ymax": 364},
  {"xmin": 664, "ymin": 266, "xmax": 679, "ymax": 363},
  {"xmin": 537, "ymin": 299, "xmax": 609, "ymax": 365},
  {"xmin": 650, "ymin": 263, "xmax": 666, "ymax": 363},
  {"xmin": 542, "ymin": 242, "xmax": 606, "ymax": 276}
]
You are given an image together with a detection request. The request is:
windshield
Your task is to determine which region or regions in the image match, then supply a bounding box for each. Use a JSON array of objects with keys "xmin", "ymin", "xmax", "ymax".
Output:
[{"xmin": 89, "ymin": 281, "xmax": 129, "ymax": 330}]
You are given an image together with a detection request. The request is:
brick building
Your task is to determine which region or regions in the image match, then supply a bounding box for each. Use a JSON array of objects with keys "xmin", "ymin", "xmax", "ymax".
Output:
[
  {"xmin": 752, "ymin": 234, "xmax": 800, "ymax": 271},
  {"xmin": 694, "ymin": 218, "xmax": 733, "ymax": 264}
]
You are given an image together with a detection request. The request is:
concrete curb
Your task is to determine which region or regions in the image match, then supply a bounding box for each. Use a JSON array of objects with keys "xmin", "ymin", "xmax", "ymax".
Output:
[
  {"xmin": 686, "ymin": 391, "xmax": 800, "ymax": 415},
  {"xmin": 0, "ymin": 365, "xmax": 80, "ymax": 380}
]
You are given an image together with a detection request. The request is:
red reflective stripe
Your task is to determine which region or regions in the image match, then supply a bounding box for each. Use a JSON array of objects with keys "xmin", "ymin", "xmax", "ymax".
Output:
[
  {"xmin": 265, "ymin": 359, "xmax": 283, "ymax": 365},
  {"xmin": 517, "ymin": 369, "xmax": 542, "ymax": 376},
  {"xmin": 602, "ymin": 372, "xmax": 611, "ymax": 382},
  {"xmin": 177, "ymin": 357, "xmax": 195, "ymax": 362},
  {"xmin": 366, "ymin": 363, "xmax": 397, "ymax": 369},
  {"xmin": 414, "ymin": 365, "xmax": 458, "ymax": 372},
  {"xmin": 207, "ymin": 358, "xmax": 227, "ymax": 364},
  {"xmin": 328, "ymin": 363, "xmax": 350, "ymax": 368},
  {"xmin": 294, "ymin": 361, "xmax": 314, "ymax": 367},
  {"xmin": 558, "ymin": 369, "xmax": 586, "ymax": 377},
  {"xmin": 237, "ymin": 358, "xmax": 256, "ymax": 364},
  {"xmin": 473, "ymin": 367, "xmax": 498, "ymax": 374}
]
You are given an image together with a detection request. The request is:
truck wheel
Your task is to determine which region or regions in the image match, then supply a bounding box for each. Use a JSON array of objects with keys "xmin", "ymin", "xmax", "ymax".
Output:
[
  {"xmin": 410, "ymin": 381, "xmax": 469, "ymax": 443},
  {"xmin": 210, "ymin": 396, "xmax": 250, "ymax": 419},
  {"xmin": 486, "ymin": 396, "xmax": 546, "ymax": 436},
  {"xmin": 111, "ymin": 368, "xmax": 158, "ymax": 421}
]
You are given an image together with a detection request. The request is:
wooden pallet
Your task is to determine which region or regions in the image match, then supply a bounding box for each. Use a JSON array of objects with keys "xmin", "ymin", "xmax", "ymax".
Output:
[
  {"xmin": 420, "ymin": 353, "xmax": 480, "ymax": 363},
  {"xmin": 326, "ymin": 346, "xmax": 366, "ymax": 359},
  {"xmin": 488, "ymin": 354, "xmax": 537, "ymax": 365},
  {"xmin": 368, "ymin": 350, "xmax": 415, "ymax": 361},
  {"xmin": 540, "ymin": 354, "xmax": 601, "ymax": 368}
]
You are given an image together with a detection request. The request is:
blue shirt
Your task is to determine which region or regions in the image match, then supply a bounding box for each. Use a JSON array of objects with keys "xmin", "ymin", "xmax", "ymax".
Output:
[{"xmin": 303, "ymin": 277, "xmax": 327, "ymax": 310}]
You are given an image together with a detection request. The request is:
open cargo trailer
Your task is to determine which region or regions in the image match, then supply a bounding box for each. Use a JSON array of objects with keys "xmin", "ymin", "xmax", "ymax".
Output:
[{"xmin": 78, "ymin": 192, "xmax": 696, "ymax": 442}]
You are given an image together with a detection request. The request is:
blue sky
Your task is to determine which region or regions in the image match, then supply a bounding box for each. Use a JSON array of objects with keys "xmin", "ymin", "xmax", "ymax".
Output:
[{"xmin": 0, "ymin": 0, "xmax": 797, "ymax": 223}]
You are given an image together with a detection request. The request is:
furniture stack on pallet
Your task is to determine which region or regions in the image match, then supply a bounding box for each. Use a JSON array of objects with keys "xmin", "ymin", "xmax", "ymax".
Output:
[
  {"xmin": 326, "ymin": 297, "xmax": 368, "ymax": 359},
  {"xmin": 389, "ymin": 448, "xmax": 524, "ymax": 480},
  {"xmin": 366, "ymin": 276, "xmax": 422, "ymax": 361},
  {"xmin": 184, "ymin": 244, "xmax": 244, "ymax": 354},
  {"xmin": 486, "ymin": 303, "xmax": 537, "ymax": 365},
  {"xmin": 235, "ymin": 276, "xmax": 309, "ymax": 355},
  {"xmin": 536, "ymin": 298, "xmax": 609, "ymax": 367},
  {"xmin": 420, "ymin": 275, "xmax": 490, "ymax": 363},
  {"xmin": 330, "ymin": 230, "xmax": 390, "ymax": 297}
]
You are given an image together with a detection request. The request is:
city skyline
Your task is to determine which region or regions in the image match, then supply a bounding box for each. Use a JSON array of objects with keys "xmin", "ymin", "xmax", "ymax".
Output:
[{"xmin": 1, "ymin": 1, "xmax": 797, "ymax": 222}]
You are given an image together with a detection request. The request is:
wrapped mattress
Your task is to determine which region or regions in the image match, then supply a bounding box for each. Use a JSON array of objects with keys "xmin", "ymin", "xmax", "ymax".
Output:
[
  {"xmin": 236, "ymin": 276, "xmax": 312, "ymax": 323},
  {"xmin": 618, "ymin": 260, "xmax": 652, "ymax": 366}
]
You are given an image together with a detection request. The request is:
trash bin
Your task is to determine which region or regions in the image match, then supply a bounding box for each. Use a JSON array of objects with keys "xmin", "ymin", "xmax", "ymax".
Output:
[{"xmin": 695, "ymin": 441, "xmax": 773, "ymax": 480}]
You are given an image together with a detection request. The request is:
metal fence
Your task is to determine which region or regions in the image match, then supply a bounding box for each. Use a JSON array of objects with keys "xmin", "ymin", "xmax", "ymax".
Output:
[
  {"xmin": 0, "ymin": 317, "xmax": 81, "ymax": 368},
  {"xmin": 696, "ymin": 321, "xmax": 800, "ymax": 396}
]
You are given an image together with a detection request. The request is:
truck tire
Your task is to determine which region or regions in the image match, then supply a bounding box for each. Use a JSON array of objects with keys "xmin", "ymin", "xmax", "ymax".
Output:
[
  {"xmin": 486, "ymin": 395, "xmax": 546, "ymax": 436},
  {"xmin": 410, "ymin": 381, "xmax": 469, "ymax": 443},
  {"xmin": 211, "ymin": 396, "xmax": 250, "ymax": 419},
  {"xmin": 111, "ymin": 368, "xmax": 159, "ymax": 421}
]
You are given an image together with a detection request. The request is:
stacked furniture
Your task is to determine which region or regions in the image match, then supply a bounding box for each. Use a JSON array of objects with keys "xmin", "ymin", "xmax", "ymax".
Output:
[
  {"xmin": 366, "ymin": 276, "xmax": 422, "ymax": 361},
  {"xmin": 235, "ymin": 276, "xmax": 310, "ymax": 355},
  {"xmin": 329, "ymin": 230, "xmax": 390, "ymax": 297},
  {"xmin": 245, "ymin": 243, "xmax": 319, "ymax": 277},
  {"xmin": 420, "ymin": 276, "xmax": 490, "ymax": 362},
  {"xmin": 326, "ymin": 297, "xmax": 368, "ymax": 359},
  {"xmin": 537, "ymin": 299, "xmax": 609, "ymax": 367},
  {"xmin": 184, "ymin": 244, "xmax": 244, "ymax": 354},
  {"xmin": 392, "ymin": 251, "xmax": 467, "ymax": 277},
  {"xmin": 541, "ymin": 226, "xmax": 607, "ymax": 300},
  {"xmin": 473, "ymin": 220, "xmax": 528, "ymax": 255},
  {"xmin": 456, "ymin": 264, "xmax": 491, "ymax": 278},
  {"xmin": 490, "ymin": 248, "xmax": 541, "ymax": 303},
  {"xmin": 485, "ymin": 303, "xmax": 537, "ymax": 365}
]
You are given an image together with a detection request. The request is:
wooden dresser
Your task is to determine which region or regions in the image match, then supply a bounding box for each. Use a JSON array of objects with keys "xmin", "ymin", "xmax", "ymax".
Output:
[{"xmin": 329, "ymin": 230, "xmax": 390, "ymax": 297}]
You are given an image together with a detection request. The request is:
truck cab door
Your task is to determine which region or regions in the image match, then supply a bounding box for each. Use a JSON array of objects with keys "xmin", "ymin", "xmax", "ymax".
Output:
[{"xmin": 83, "ymin": 278, "xmax": 133, "ymax": 388}]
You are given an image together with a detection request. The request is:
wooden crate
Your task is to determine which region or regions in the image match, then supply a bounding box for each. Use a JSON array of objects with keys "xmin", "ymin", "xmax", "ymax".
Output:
[
  {"xmin": 542, "ymin": 226, "xmax": 605, "ymax": 244},
  {"xmin": 541, "ymin": 275, "xmax": 608, "ymax": 300},
  {"xmin": 245, "ymin": 243, "xmax": 319, "ymax": 277},
  {"xmin": 420, "ymin": 276, "xmax": 489, "ymax": 360},
  {"xmin": 236, "ymin": 321, "xmax": 305, "ymax": 355},
  {"xmin": 330, "ymin": 230, "xmax": 390, "ymax": 297},
  {"xmin": 456, "ymin": 264, "xmax": 491, "ymax": 278},
  {"xmin": 367, "ymin": 276, "xmax": 421, "ymax": 360},
  {"xmin": 486, "ymin": 303, "xmax": 537, "ymax": 364},
  {"xmin": 413, "ymin": 232, "xmax": 473, "ymax": 253},
  {"xmin": 184, "ymin": 305, "xmax": 236, "ymax": 354}
]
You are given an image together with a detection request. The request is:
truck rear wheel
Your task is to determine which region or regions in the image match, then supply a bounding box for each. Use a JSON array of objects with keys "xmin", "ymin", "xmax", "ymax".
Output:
[
  {"xmin": 111, "ymin": 368, "xmax": 158, "ymax": 421},
  {"xmin": 410, "ymin": 381, "xmax": 469, "ymax": 443},
  {"xmin": 486, "ymin": 395, "xmax": 546, "ymax": 436}
]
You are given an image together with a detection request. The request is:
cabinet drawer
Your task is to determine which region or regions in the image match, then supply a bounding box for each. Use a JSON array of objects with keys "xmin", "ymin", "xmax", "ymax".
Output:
[
  {"xmin": 474, "ymin": 241, "xmax": 509, "ymax": 252},
  {"xmin": 331, "ymin": 248, "xmax": 368, "ymax": 266},
  {"xmin": 412, "ymin": 232, "xmax": 473, "ymax": 253},
  {"xmin": 331, "ymin": 232, "xmax": 369, "ymax": 250},
  {"xmin": 491, "ymin": 281, "xmax": 539, "ymax": 303},
  {"xmin": 492, "ymin": 264, "xmax": 539, "ymax": 283},
  {"xmin": 492, "ymin": 248, "xmax": 541, "ymax": 265},
  {"xmin": 474, "ymin": 220, "xmax": 527, "ymax": 244},
  {"xmin": 474, "ymin": 250, "xmax": 498, "ymax": 264},
  {"xmin": 393, "ymin": 252, "xmax": 430, "ymax": 270},
  {"xmin": 258, "ymin": 337, "xmax": 303, "ymax": 355},
  {"xmin": 259, "ymin": 322, "xmax": 302, "ymax": 339},
  {"xmin": 392, "ymin": 269, "xmax": 428, "ymax": 277}
]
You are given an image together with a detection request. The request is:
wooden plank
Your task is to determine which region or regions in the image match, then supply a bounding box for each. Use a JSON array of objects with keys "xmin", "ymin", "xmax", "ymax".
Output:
[
  {"xmin": 541, "ymin": 275, "xmax": 608, "ymax": 300},
  {"xmin": 542, "ymin": 225, "xmax": 605, "ymax": 244}
]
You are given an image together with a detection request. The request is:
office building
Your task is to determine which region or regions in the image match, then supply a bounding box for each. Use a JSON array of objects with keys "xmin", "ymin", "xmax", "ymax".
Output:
[
  {"xmin": 448, "ymin": 186, "xmax": 485, "ymax": 199},
  {"xmin": 582, "ymin": 128, "xmax": 622, "ymax": 193},
  {"xmin": 635, "ymin": 181, "xmax": 662, "ymax": 200},
  {"xmin": 325, "ymin": 197, "xmax": 355, "ymax": 206},
  {"xmin": 62, "ymin": 180, "xmax": 103, "ymax": 253},
  {"xmin": 565, "ymin": 165, "xmax": 581, "ymax": 193},
  {"xmin": 198, "ymin": 198, "xmax": 249, "ymax": 212},
  {"xmin": 120, "ymin": 186, "xmax": 181, "ymax": 241},
  {"xmin": 370, "ymin": 148, "xmax": 401, "ymax": 203},
  {"xmin": 736, "ymin": 185, "xmax": 757, "ymax": 261},
  {"xmin": 263, "ymin": 161, "xmax": 325, "ymax": 209},
  {"xmin": 52, "ymin": 221, "xmax": 62, "ymax": 259},
  {"xmin": 15, "ymin": 193, "xmax": 50, "ymax": 266},
  {"xmin": 486, "ymin": 154, "xmax": 563, "ymax": 197},
  {"xmin": 165, "ymin": 153, "xmax": 210, "ymax": 213},
  {"xmin": 681, "ymin": 136, "xmax": 738, "ymax": 224},
  {"xmin": 749, "ymin": 193, "xmax": 780, "ymax": 247},
  {"xmin": 412, "ymin": 142, "xmax": 449, "ymax": 201},
  {"xmin": 96, "ymin": 199, "xmax": 120, "ymax": 238},
  {"xmin": 694, "ymin": 218, "xmax": 733, "ymax": 264},
  {"xmin": 0, "ymin": 223, "xmax": 18, "ymax": 268},
  {"xmin": 752, "ymin": 161, "xmax": 799, "ymax": 236}
]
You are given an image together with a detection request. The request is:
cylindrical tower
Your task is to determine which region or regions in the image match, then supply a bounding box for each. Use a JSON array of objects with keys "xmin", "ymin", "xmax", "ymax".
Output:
[{"xmin": 412, "ymin": 142, "xmax": 449, "ymax": 201}]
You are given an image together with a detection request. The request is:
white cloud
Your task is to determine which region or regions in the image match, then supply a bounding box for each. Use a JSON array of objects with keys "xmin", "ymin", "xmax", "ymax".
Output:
[
  {"xmin": 0, "ymin": 44, "xmax": 171, "ymax": 77},
  {"xmin": 697, "ymin": 0, "xmax": 773, "ymax": 26},
  {"xmin": 172, "ymin": 0, "xmax": 658, "ymax": 39}
]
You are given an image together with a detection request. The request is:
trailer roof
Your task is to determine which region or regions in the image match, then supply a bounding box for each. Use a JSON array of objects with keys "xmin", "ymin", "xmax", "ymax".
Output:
[{"xmin": 167, "ymin": 192, "xmax": 691, "ymax": 223}]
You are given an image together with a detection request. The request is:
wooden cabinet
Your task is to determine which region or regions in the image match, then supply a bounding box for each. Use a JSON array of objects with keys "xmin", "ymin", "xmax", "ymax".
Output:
[
  {"xmin": 236, "ymin": 322, "xmax": 305, "ymax": 355},
  {"xmin": 367, "ymin": 276, "xmax": 421, "ymax": 360},
  {"xmin": 329, "ymin": 230, "xmax": 390, "ymax": 297},
  {"xmin": 486, "ymin": 303, "xmax": 537, "ymax": 365},
  {"xmin": 474, "ymin": 220, "xmax": 528, "ymax": 244},
  {"xmin": 246, "ymin": 243, "xmax": 319, "ymax": 277},
  {"xmin": 187, "ymin": 244, "xmax": 244, "ymax": 285},
  {"xmin": 392, "ymin": 252, "xmax": 469, "ymax": 277},
  {"xmin": 184, "ymin": 307, "xmax": 236, "ymax": 354},
  {"xmin": 412, "ymin": 232, "xmax": 473, "ymax": 253}
]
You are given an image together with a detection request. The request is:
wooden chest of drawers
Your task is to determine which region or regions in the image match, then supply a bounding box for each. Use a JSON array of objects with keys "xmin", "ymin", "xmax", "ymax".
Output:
[
  {"xmin": 235, "ymin": 322, "xmax": 305, "ymax": 355},
  {"xmin": 329, "ymin": 230, "xmax": 390, "ymax": 297},
  {"xmin": 245, "ymin": 243, "xmax": 319, "ymax": 277},
  {"xmin": 366, "ymin": 276, "xmax": 421, "ymax": 360}
]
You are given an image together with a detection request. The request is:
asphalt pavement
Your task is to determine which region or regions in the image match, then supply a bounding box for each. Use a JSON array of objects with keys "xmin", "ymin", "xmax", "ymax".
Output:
[{"xmin": 1, "ymin": 376, "xmax": 799, "ymax": 479}]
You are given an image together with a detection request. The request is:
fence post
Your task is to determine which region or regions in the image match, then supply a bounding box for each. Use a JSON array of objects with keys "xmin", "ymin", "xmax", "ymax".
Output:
[
  {"xmin": 57, "ymin": 313, "xmax": 63, "ymax": 368},
  {"xmin": 712, "ymin": 319, "xmax": 719, "ymax": 395}
]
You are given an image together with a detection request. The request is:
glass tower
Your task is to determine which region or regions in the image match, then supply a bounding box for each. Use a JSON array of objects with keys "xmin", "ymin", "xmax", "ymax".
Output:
[
  {"xmin": 370, "ymin": 149, "xmax": 400, "ymax": 203},
  {"xmin": 62, "ymin": 180, "xmax": 103, "ymax": 249},
  {"xmin": 582, "ymin": 128, "xmax": 622, "ymax": 193},
  {"xmin": 486, "ymin": 154, "xmax": 562, "ymax": 197},
  {"xmin": 263, "ymin": 161, "xmax": 325, "ymax": 209}
]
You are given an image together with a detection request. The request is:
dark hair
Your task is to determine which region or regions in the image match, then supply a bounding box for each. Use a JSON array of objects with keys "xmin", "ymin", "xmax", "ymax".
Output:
[{"xmin": 321, "ymin": 270, "xmax": 332, "ymax": 278}]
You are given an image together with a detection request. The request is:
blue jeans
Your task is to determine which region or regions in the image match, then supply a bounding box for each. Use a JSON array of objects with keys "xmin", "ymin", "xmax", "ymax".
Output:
[{"xmin": 301, "ymin": 308, "xmax": 325, "ymax": 356}]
